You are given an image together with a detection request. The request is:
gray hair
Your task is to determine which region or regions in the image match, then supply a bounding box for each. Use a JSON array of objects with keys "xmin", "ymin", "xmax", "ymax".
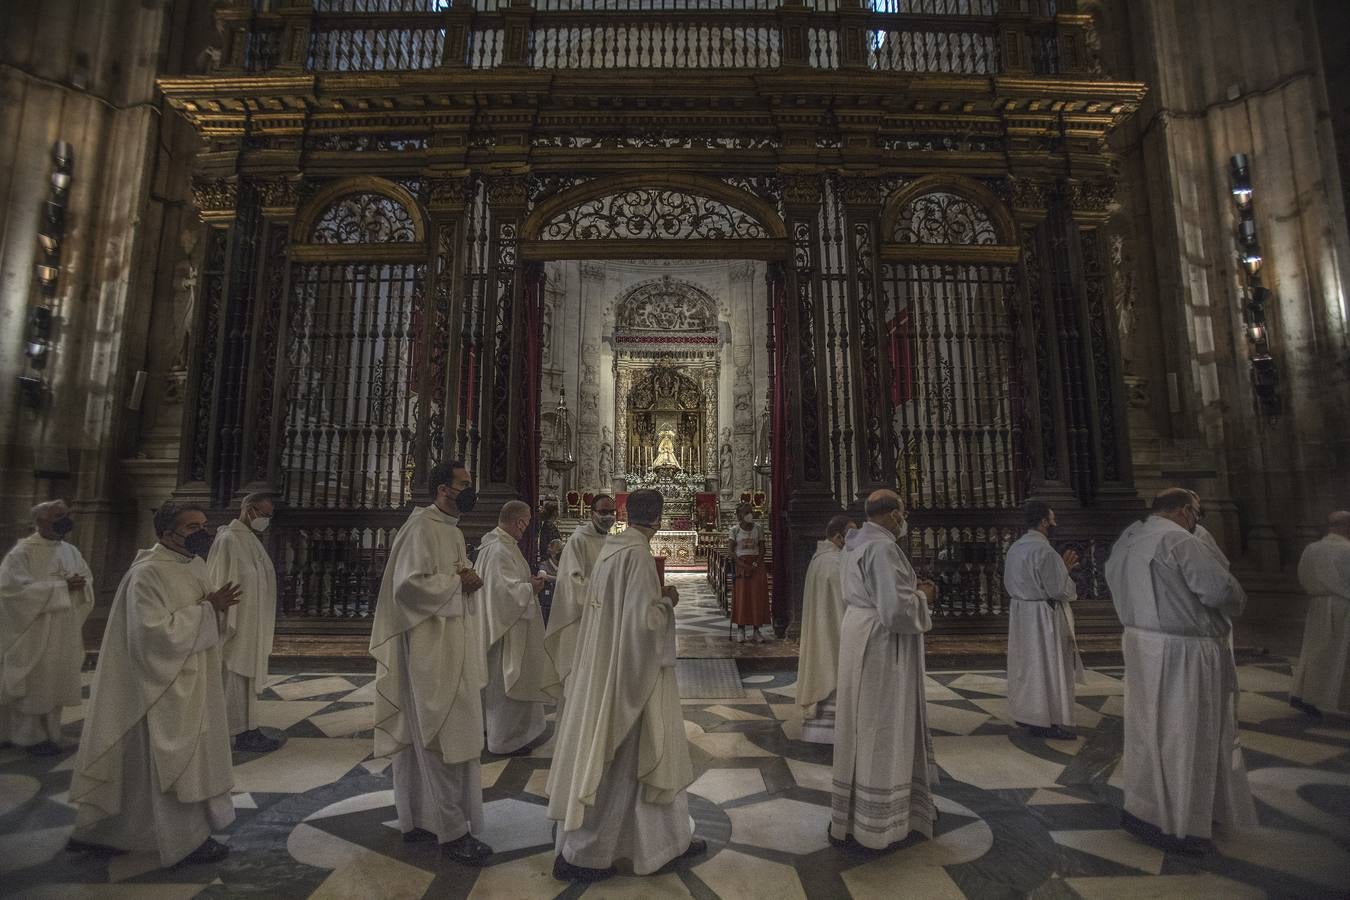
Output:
[
  {"xmin": 241, "ymin": 491, "xmax": 276, "ymax": 511},
  {"xmin": 153, "ymin": 500, "xmax": 205, "ymax": 536}
]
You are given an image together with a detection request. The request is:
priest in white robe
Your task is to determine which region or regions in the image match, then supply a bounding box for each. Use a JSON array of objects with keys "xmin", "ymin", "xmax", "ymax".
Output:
[
  {"xmin": 207, "ymin": 491, "xmax": 281, "ymax": 753},
  {"xmin": 548, "ymin": 488, "xmax": 702, "ymax": 882},
  {"xmin": 1291, "ymin": 510, "xmax": 1350, "ymax": 717},
  {"xmin": 369, "ymin": 460, "xmax": 494, "ymax": 866},
  {"xmin": 830, "ymin": 490, "xmax": 939, "ymax": 849},
  {"xmin": 69, "ymin": 502, "xmax": 241, "ymax": 867},
  {"xmin": 544, "ymin": 493, "xmax": 615, "ymax": 717},
  {"xmin": 797, "ymin": 514, "xmax": 852, "ymax": 744},
  {"xmin": 1005, "ymin": 500, "xmax": 1083, "ymax": 740},
  {"xmin": 0, "ymin": 499, "xmax": 95, "ymax": 756},
  {"xmin": 477, "ymin": 500, "xmax": 559, "ymax": 754},
  {"xmin": 1106, "ymin": 488, "xmax": 1256, "ymax": 854}
]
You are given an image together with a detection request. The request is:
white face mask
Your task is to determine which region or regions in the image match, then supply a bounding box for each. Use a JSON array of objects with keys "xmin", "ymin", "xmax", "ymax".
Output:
[
  {"xmin": 895, "ymin": 520, "xmax": 908, "ymax": 540},
  {"xmin": 250, "ymin": 516, "xmax": 271, "ymax": 533}
]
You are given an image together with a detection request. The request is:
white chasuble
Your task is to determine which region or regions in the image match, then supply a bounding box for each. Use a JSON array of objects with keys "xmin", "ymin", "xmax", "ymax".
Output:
[
  {"xmin": 207, "ymin": 519, "xmax": 277, "ymax": 734},
  {"xmin": 830, "ymin": 522, "xmax": 936, "ymax": 850},
  {"xmin": 797, "ymin": 541, "xmax": 844, "ymax": 744},
  {"xmin": 544, "ymin": 524, "xmax": 608, "ymax": 691},
  {"xmin": 476, "ymin": 527, "xmax": 559, "ymax": 754},
  {"xmin": 1293, "ymin": 533, "xmax": 1350, "ymax": 715},
  {"xmin": 70, "ymin": 544, "xmax": 234, "ymax": 866},
  {"xmin": 546, "ymin": 528, "xmax": 694, "ymax": 875},
  {"xmin": 1004, "ymin": 529, "xmax": 1082, "ymax": 729},
  {"xmin": 370, "ymin": 505, "xmax": 486, "ymax": 842},
  {"xmin": 0, "ymin": 534, "xmax": 94, "ymax": 745},
  {"xmin": 1106, "ymin": 516, "xmax": 1256, "ymax": 840}
]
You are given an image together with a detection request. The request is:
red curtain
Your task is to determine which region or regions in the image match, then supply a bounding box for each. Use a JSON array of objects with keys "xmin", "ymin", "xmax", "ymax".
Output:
[
  {"xmin": 887, "ymin": 308, "xmax": 913, "ymax": 406},
  {"xmin": 521, "ymin": 263, "xmax": 544, "ymax": 561},
  {"xmin": 769, "ymin": 267, "xmax": 791, "ymax": 633}
]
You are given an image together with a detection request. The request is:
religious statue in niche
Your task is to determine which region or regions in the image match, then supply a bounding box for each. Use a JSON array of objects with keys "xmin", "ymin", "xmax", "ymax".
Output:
[
  {"xmin": 653, "ymin": 428, "xmax": 681, "ymax": 469},
  {"xmin": 598, "ymin": 441, "xmax": 612, "ymax": 484},
  {"xmin": 719, "ymin": 438, "xmax": 733, "ymax": 492}
]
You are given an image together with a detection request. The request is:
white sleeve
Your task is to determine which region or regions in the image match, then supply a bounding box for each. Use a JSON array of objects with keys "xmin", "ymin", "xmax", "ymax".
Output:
[
  {"xmin": 1174, "ymin": 537, "xmax": 1246, "ymax": 616},
  {"xmin": 869, "ymin": 544, "xmax": 932, "ymax": 635}
]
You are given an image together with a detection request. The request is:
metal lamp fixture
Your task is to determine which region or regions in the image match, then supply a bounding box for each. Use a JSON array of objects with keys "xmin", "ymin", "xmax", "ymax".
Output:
[
  {"xmin": 1227, "ymin": 153, "xmax": 1280, "ymax": 418},
  {"xmin": 544, "ymin": 386, "xmax": 576, "ymax": 474},
  {"xmin": 18, "ymin": 140, "xmax": 74, "ymax": 409}
]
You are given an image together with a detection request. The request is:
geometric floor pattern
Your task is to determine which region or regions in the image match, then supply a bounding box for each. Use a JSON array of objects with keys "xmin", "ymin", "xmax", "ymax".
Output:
[{"xmin": 3, "ymin": 659, "xmax": 1349, "ymax": 897}]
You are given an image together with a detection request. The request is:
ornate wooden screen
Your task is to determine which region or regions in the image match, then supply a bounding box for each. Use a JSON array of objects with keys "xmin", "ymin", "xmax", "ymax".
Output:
[
  {"xmin": 880, "ymin": 183, "xmax": 1024, "ymax": 619},
  {"xmin": 275, "ymin": 185, "xmax": 429, "ymax": 620}
]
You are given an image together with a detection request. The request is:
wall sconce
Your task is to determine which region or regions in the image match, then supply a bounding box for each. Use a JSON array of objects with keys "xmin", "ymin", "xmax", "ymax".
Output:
[
  {"xmin": 1228, "ymin": 153, "xmax": 1280, "ymax": 418},
  {"xmin": 17, "ymin": 140, "xmax": 73, "ymax": 410}
]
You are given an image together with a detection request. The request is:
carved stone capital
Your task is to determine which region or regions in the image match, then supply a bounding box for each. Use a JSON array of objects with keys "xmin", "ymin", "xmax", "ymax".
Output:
[
  {"xmin": 782, "ymin": 174, "xmax": 822, "ymax": 208},
  {"xmin": 257, "ymin": 175, "xmax": 302, "ymax": 215},
  {"xmin": 1006, "ymin": 176, "xmax": 1054, "ymax": 214},
  {"xmin": 428, "ymin": 174, "xmax": 472, "ymax": 211},
  {"xmin": 486, "ymin": 174, "xmax": 529, "ymax": 210},
  {"xmin": 1068, "ymin": 178, "xmax": 1119, "ymax": 217},
  {"xmin": 579, "ymin": 261, "xmax": 607, "ymax": 281},
  {"xmin": 192, "ymin": 177, "xmax": 238, "ymax": 222},
  {"xmin": 838, "ymin": 175, "xmax": 881, "ymax": 208}
]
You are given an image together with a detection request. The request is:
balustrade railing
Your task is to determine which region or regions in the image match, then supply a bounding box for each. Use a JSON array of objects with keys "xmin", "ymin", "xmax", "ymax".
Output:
[{"xmin": 221, "ymin": 0, "xmax": 1080, "ymax": 76}]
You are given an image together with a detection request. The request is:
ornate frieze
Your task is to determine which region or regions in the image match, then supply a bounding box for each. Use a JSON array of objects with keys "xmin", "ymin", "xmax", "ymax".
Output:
[
  {"xmin": 428, "ymin": 175, "xmax": 471, "ymax": 212},
  {"xmin": 615, "ymin": 277, "xmax": 718, "ymax": 334},
  {"xmin": 257, "ymin": 176, "xmax": 302, "ymax": 214},
  {"xmin": 486, "ymin": 175, "xmax": 529, "ymax": 209},
  {"xmin": 530, "ymin": 134, "xmax": 779, "ymax": 151},
  {"xmin": 839, "ymin": 176, "xmax": 881, "ymax": 208},
  {"xmin": 1068, "ymin": 178, "xmax": 1118, "ymax": 217},
  {"xmin": 1006, "ymin": 177, "xmax": 1055, "ymax": 215},
  {"xmin": 782, "ymin": 174, "xmax": 822, "ymax": 209}
]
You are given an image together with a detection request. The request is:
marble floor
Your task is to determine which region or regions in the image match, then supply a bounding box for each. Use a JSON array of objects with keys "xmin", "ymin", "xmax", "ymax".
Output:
[{"xmin": 3, "ymin": 658, "xmax": 1349, "ymax": 898}]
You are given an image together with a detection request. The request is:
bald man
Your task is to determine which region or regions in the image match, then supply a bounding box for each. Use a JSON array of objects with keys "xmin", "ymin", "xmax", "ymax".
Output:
[
  {"xmin": 0, "ymin": 500, "xmax": 95, "ymax": 756},
  {"xmin": 830, "ymin": 490, "xmax": 939, "ymax": 849},
  {"xmin": 1291, "ymin": 511, "xmax": 1350, "ymax": 718},
  {"xmin": 1106, "ymin": 488, "xmax": 1254, "ymax": 854},
  {"xmin": 477, "ymin": 500, "xmax": 559, "ymax": 754}
]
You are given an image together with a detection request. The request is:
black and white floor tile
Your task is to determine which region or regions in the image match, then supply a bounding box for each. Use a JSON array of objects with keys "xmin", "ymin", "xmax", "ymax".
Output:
[{"xmin": 2, "ymin": 658, "xmax": 1349, "ymax": 897}]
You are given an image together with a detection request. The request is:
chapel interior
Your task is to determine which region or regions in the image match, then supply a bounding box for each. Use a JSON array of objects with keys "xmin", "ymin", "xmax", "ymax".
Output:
[{"xmin": 2, "ymin": 0, "xmax": 1349, "ymax": 897}]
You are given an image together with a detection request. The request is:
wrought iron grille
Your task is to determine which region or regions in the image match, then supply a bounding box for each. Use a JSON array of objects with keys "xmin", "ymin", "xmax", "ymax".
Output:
[
  {"xmin": 282, "ymin": 263, "xmax": 422, "ymax": 511},
  {"xmin": 818, "ymin": 177, "xmax": 859, "ymax": 506},
  {"xmin": 881, "ymin": 261, "xmax": 1022, "ymax": 617},
  {"xmin": 882, "ymin": 262, "xmax": 1019, "ymax": 511}
]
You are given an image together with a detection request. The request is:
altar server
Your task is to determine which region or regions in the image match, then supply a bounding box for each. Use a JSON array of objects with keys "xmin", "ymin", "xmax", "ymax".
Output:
[
  {"xmin": 796, "ymin": 514, "xmax": 853, "ymax": 743},
  {"xmin": 369, "ymin": 461, "xmax": 494, "ymax": 865},
  {"xmin": 548, "ymin": 489, "xmax": 703, "ymax": 881},
  {"xmin": 830, "ymin": 490, "xmax": 939, "ymax": 849},
  {"xmin": 1290, "ymin": 510, "xmax": 1350, "ymax": 717},
  {"xmin": 0, "ymin": 499, "xmax": 95, "ymax": 756},
  {"xmin": 544, "ymin": 494, "xmax": 616, "ymax": 706},
  {"xmin": 478, "ymin": 500, "xmax": 558, "ymax": 754},
  {"xmin": 1005, "ymin": 500, "xmax": 1083, "ymax": 740},
  {"xmin": 69, "ymin": 502, "xmax": 240, "ymax": 867},
  {"xmin": 1106, "ymin": 488, "xmax": 1255, "ymax": 853},
  {"xmin": 207, "ymin": 491, "xmax": 281, "ymax": 753}
]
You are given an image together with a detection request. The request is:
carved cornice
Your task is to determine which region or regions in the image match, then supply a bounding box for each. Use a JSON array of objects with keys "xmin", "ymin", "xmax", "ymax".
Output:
[
  {"xmin": 782, "ymin": 174, "xmax": 822, "ymax": 209},
  {"xmin": 192, "ymin": 177, "xmax": 238, "ymax": 222}
]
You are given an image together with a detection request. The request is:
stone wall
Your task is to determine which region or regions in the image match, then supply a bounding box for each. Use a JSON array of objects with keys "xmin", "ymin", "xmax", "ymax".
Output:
[
  {"xmin": 0, "ymin": 0, "xmax": 217, "ymax": 603},
  {"xmin": 1091, "ymin": 0, "xmax": 1350, "ymax": 573}
]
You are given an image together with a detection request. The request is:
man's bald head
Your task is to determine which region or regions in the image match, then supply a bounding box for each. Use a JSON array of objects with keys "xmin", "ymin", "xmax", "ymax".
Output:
[
  {"xmin": 1329, "ymin": 510, "xmax": 1350, "ymax": 537},
  {"xmin": 864, "ymin": 489, "xmax": 902, "ymax": 519},
  {"xmin": 498, "ymin": 499, "xmax": 533, "ymax": 541},
  {"xmin": 31, "ymin": 499, "xmax": 68, "ymax": 526},
  {"xmin": 1151, "ymin": 487, "xmax": 1202, "ymax": 533}
]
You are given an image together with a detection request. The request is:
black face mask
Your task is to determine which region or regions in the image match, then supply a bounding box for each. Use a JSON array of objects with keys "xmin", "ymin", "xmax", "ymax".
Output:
[
  {"xmin": 181, "ymin": 530, "xmax": 213, "ymax": 558},
  {"xmin": 454, "ymin": 486, "xmax": 478, "ymax": 515},
  {"xmin": 53, "ymin": 516, "xmax": 75, "ymax": 536}
]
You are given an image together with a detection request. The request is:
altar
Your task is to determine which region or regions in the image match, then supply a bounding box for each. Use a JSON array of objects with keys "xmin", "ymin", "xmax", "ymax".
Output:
[{"xmin": 650, "ymin": 529, "xmax": 700, "ymax": 565}]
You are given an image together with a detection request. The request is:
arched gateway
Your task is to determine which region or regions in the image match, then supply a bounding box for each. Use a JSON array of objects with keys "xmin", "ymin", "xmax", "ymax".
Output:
[{"xmin": 163, "ymin": 2, "xmax": 1143, "ymax": 641}]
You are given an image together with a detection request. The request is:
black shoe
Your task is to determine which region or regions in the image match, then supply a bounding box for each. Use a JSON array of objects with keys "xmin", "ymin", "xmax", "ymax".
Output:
[
  {"xmin": 180, "ymin": 837, "xmax": 230, "ymax": 866},
  {"xmin": 26, "ymin": 740, "xmax": 62, "ymax": 757},
  {"xmin": 402, "ymin": 827, "xmax": 436, "ymax": 843},
  {"xmin": 654, "ymin": 837, "xmax": 709, "ymax": 873},
  {"xmin": 1290, "ymin": 696, "xmax": 1323, "ymax": 719},
  {"xmin": 444, "ymin": 833, "xmax": 493, "ymax": 867},
  {"xmin": 67, "ymin": 838, "xmax": 128, "ymax": 857},
  {"xmin": 233, "ymin": 729, "xmax": 283, "ymax": 753},
  {"xmin": 1120, "ymin": 811, "xmax": 1203, "ymax": 856},
  {"xmin": 1044, "ymin": 725, "xmax": 1078, "ymax": 740},
  {"xmin": 827, "ymin": 825, "xmax": 851, "ymax": 847},
  {"xmin": 553, "ymin": 854, "xmax": 616, "ymax": 882}
]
